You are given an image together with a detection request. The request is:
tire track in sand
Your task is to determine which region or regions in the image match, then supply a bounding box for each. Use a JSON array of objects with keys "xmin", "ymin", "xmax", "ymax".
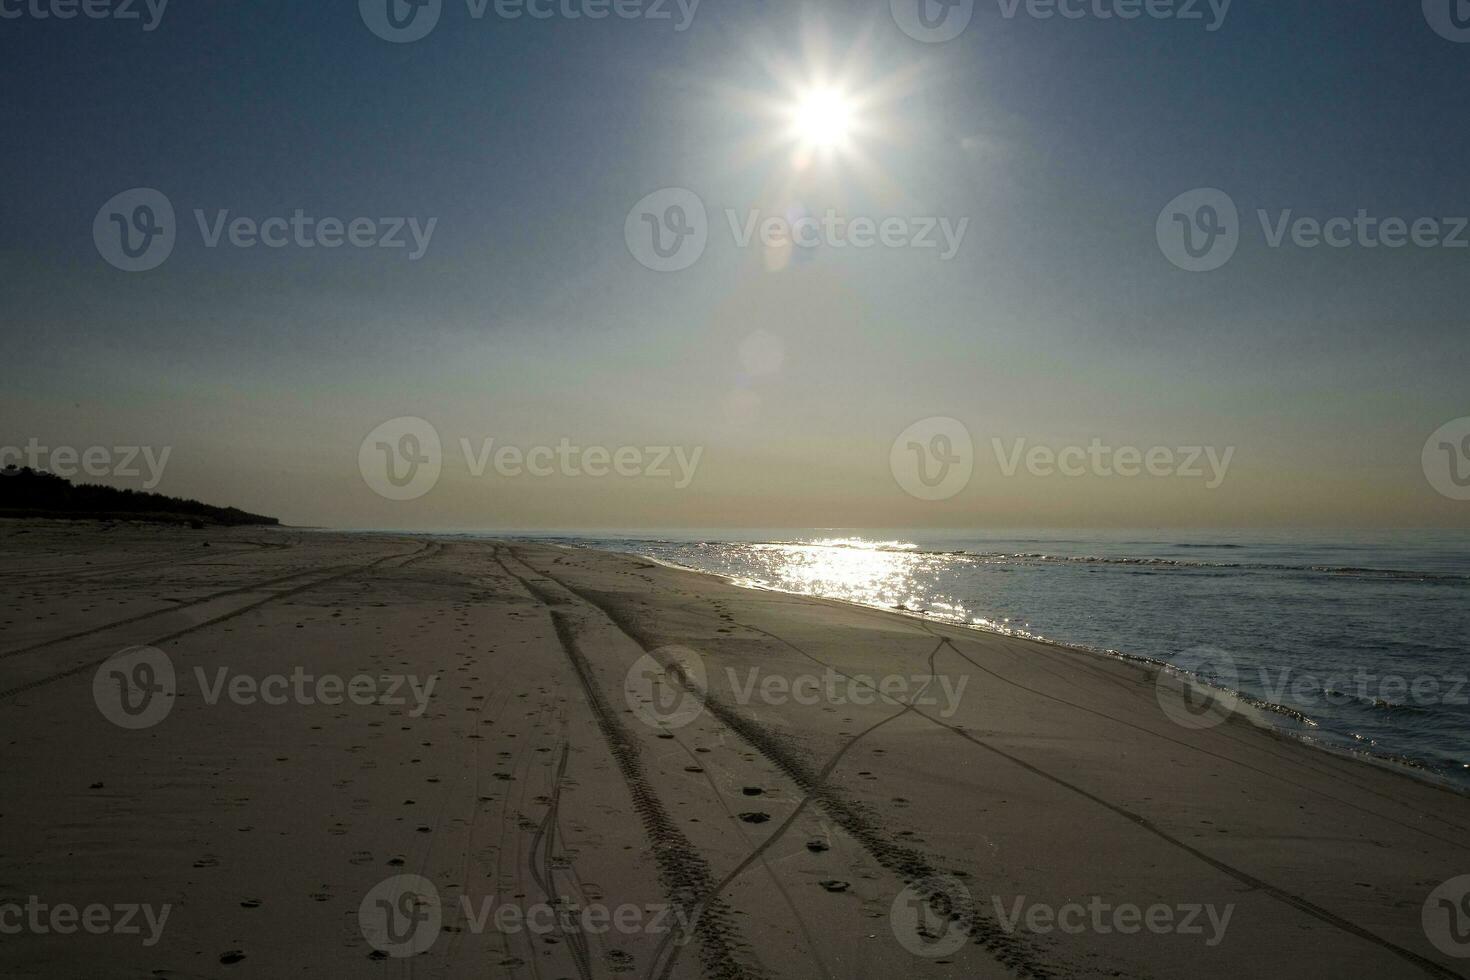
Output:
[
  {"xmin": 513, "ymin": 547, "xmax": 1051, "ymax": 980},
  {"xmin": 494, "ymin": 549, "xmax": 764, "ymax": 980},
  {"xmin": 0, "ymin": 542, "xmax": 436, "ymax": 702},
  {"xmin": 545, "ymin": 549, "xmax": 1459, "ymax": 980}
]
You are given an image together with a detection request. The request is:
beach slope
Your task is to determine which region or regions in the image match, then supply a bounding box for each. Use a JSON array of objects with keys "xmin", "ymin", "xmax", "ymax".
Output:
[{"xmin": 0, "ymin": 525, "xmax": 1465, "ymax": 978}]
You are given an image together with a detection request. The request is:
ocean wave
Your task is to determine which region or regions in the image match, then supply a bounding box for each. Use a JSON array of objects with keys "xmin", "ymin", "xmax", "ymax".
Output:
[
  {"xmin": 718, "ymin": 538, "xmax": 1470, "ymax": 582},
  {"xmin": 750, "ymin": 538, "xmax": 921, "ymax": 552},
  {"xmin": 990, "ymin": 552, "xmax": 1469, "ymax": 580},
  {"xmin": 1321, "ymin": 686, "xmax": 1435, "ymax": 714}
]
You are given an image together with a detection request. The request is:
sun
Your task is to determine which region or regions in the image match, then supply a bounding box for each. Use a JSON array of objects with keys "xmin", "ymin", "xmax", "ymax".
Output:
[
  {"xmin": 788, "ymin": 86, "xmax": 857, "ymax": 152},
  {"xmin": 712, "ymin": 23, "xmax": 927, "ymax": 181}
]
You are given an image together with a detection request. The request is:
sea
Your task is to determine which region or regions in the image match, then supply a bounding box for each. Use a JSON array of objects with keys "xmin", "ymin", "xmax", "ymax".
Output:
[{"xmin": 483, "ymin": 528, "xmax": 1470, "ymax": 789}]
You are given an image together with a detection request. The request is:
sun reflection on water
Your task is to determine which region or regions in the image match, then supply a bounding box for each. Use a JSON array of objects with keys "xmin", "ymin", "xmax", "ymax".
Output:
[
  {"xmin": 690, "ymin": 536, "xmax": 1037, "ymax": 638},
  {"xmin": 735, "ymin": 537, "xmax": 967, "ymax": 622}
]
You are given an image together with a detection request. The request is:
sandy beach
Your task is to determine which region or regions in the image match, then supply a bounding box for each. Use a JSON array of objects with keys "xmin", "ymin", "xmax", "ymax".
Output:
[{"xmin": 1, "ymin": 521, "xmax": 1467, "ymax": 978}]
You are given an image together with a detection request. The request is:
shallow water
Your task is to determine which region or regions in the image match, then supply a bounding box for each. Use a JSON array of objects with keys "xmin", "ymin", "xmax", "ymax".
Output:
[{"xmin": 494, "ymin": 528, "xmax": 1470, "ymax": 788}]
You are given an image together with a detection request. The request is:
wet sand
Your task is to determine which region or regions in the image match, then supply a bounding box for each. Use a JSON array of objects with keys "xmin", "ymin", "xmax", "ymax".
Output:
[{"xmin": 1, "ymin": 522, "xmax": 1467, "ymax": 978}]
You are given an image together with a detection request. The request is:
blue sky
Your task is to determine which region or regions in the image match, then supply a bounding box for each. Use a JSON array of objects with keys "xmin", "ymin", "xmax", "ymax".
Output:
[{"xmin": 2, "ymin": 1, "xmax": 1468, "ymax": 527}]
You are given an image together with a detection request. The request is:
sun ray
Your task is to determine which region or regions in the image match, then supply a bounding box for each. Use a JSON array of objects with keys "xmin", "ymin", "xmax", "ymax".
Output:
[{"xmin": 708, "ymin": 16, "xmax": 929, "ymax": 186}]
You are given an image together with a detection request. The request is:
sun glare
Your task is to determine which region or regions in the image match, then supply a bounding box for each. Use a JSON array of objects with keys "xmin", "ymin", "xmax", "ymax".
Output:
[
  {"xmin": 715, "ymin": 27, "xmax": 926, "ymax": 191},
  {"xmin": 789, "ymin": 86, "xmax": 856, "ymax": 151}
]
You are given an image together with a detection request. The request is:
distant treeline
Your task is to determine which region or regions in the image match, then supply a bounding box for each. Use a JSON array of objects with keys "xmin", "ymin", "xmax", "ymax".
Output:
[{"xmin": 0, "ymin": 467, "xmax": 279, "ymax": 526}]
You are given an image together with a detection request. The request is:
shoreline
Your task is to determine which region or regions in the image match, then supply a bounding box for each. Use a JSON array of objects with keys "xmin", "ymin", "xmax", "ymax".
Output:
[{"xmin": 554, "ymin": 539, "xmax": 1470, "ymax": 799}]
